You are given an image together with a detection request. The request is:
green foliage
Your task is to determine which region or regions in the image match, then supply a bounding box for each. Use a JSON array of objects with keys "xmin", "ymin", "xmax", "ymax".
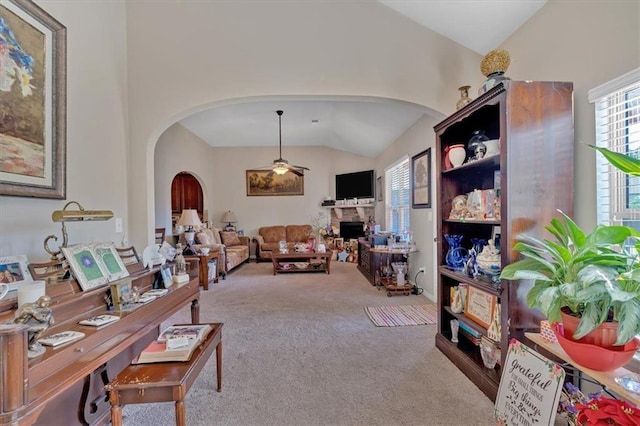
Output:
[
  {"xmin": 500, "ymin": 211, "xmax": 640, "ymax": 345},
  {"xmin": 590, "ymin": 145, "xmax": 640, "ymax": 176}
]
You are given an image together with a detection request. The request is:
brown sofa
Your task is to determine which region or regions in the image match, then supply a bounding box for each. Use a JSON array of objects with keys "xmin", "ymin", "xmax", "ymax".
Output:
[
  {"xmin": 193, "ymin": 227, "xmax": 250, "ymax": 277},
  {"xmin": 253, "ymin": 225, "xmax": 313, "ymax": 262}
]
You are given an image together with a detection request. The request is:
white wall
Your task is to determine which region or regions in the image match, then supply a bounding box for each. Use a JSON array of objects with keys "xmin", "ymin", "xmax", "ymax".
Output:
[
  {"xmin": 500, "ymin": 0, "xmax": 640, "ymax": 229},
  {"xmin": 0, "ymin": 1, "xmax": 128, "ymax": 261},
  {"xmin": 124, "ymin": 0, "xmax": 482, "ymax": 249},
  {"xmin": 376, "ymin": 115, "xmax": 440, "ymax": 301}
]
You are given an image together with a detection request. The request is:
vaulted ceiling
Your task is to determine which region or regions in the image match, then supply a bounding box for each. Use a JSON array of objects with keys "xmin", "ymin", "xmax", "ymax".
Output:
[{"xmin": 178, "ymin": 1, "xmax": 546, "ymax": 158}]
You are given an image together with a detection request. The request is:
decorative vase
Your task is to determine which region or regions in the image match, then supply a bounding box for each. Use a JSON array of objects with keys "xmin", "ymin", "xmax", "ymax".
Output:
[
  {"xmin": 447, "ymin": 144, "xmax": 466, "ymax": 168},
  {"xmin": 467, "ymin": 130, "xmax": 489, "ymax": 161},
  {"xmin": 456, "ymin": 85, "xmax": 472, "ymax": 110},
  {"xmin": 444, "ymin": 234, "xmax": 468, "ymax": 271},
  {"xmin": 450, "ymin": 319, "xmax": 459, "ymax": 343}
]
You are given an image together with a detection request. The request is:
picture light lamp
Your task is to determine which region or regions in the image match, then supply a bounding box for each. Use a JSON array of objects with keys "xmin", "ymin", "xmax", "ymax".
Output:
[{"xmin": 44, "ymin": 201, "xmax": 114, "ymax": 259}]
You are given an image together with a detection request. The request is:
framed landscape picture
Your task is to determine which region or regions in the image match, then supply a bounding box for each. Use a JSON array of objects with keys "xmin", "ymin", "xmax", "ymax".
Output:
[
  {"xmin": 246, "ymin": 169, "xmax": 304, "ymax": 196},
  {"xmin": 411, "ymin": 148, "xmax": 431, "ymax": 208},
  {"xmin": 0, "ymin": 0, "xmax": 67, "ymax": 198}
]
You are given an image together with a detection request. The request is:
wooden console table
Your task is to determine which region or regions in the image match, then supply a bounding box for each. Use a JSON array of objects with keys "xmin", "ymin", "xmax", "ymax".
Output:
[
  {"xmin": 525, "ymin": 332, "xmax": 639, "ymax": 406},
  {"xmin": 107, "ymin": 322, "xmax": 223, "ymax": 426},
  {"xmin": 0, "ymin": 264, "xmax": 200, "ymax": 426},
  {"xmin": 271, "ymin": 252, "xmax": 331, "ymax": 275}
]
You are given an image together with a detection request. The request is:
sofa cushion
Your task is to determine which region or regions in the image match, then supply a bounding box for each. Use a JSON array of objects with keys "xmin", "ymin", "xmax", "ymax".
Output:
[
  {"xmin": 195, "ymin": 229, "xmax": 214, "ymax": 246},
  {"xmin": 221, "ymin": 231, "xmax": 241, "ymax": 247},
  {"xmin": 286, "ymin": 225, "xmax": 313, "ymax": 242},
  {"xmin": 259, "ymin": 226, "xmax": 287, "ymax": 243}
]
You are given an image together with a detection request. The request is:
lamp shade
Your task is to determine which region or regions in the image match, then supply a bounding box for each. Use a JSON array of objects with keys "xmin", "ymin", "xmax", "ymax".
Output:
[
  {"xmin": 177, "ymin": 209, "xmax": 202, "ymax": 229},
  {"xmin": 221, "ymin": 210, "xmax": 237, "ymax": 224}
]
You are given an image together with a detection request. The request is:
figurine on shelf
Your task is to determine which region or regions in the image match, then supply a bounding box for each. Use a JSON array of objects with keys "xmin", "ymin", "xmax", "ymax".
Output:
[
  {"xmin": 476, "ymin": 239, "xmax": 501, "ymax": 276},
  {"xmin": 449, "ymin": 194, "xmax": 469, "ymax": 219},
  {"xmin": 13, "ymin": 295, "xmax": 54, "ymax": 358}
]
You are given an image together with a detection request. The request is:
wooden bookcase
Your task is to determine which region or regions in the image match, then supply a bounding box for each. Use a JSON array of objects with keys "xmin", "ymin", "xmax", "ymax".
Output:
[{"xmin": 433, "ymin": 81, "xmax": 574, "ymax": 401}]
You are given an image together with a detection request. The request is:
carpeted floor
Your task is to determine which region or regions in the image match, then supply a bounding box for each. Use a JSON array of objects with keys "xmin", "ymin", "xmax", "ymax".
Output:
[
  {"xmin": 120, "ymin": 262, "xmax": 495, "ymax": 426},
  {"xmin": 365, "ymin": 304, "xmax": 437, "ymax": 327}
]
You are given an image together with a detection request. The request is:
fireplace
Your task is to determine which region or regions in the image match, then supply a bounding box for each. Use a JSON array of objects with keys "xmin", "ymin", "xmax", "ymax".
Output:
[{"xmin": 340, "ymin": 221, "xmax": 365, "ymax": 241}]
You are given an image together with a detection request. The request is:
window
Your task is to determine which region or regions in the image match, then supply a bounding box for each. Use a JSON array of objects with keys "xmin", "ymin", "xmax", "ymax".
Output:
[
  {"xmin": 385, "ymin": 157, "xmax": 410, "ymax": 234},
  {"xmin": 589, "ymin": 68, "xmax": 640, "ymax": 230}
]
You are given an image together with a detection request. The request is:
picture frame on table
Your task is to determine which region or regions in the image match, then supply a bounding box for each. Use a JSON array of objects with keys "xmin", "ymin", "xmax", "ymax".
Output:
[
  {"xmin": 0, "ymin": 255, "xmax": 33, "ymax": 292},
  {"xmin": 0, "ymin": 0, "xmax": 67, "ymax": 199},
  {"xmin": 92, "ymin": 242, "xmax": 129, "ymax": 281},
  {"xmin": 411, "ymin": 148, "xmax": 431, "ymax": 209},
  {"xmin": 160, "ymin": 263, "xmax": 173, "ymax": 288},
  {"xmin": 61, "ymin": 244, "xmax": 109, "ymax": 291},
  {"xmin": 109, "ymin": 278, "xmax": 134, "ymax": 311},
  {"xmin": 333, "ymin": 238, "xmax": 344, "ymax": 250}
]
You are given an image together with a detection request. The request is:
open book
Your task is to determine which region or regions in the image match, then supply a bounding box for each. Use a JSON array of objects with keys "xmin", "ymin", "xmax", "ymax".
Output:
[{"xmin": 135, "ymin": 324, "xmax": 212, "ymax": 363}]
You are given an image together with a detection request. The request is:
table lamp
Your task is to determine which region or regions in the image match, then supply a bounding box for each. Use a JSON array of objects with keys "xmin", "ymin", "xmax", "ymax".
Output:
[
  {"xmin": 221, "ymin": 210, "xmax": 237, "ymax": 231},
  {"xmin": 177, "ymin": 209, "xmax": 202, "ymax": 246}
]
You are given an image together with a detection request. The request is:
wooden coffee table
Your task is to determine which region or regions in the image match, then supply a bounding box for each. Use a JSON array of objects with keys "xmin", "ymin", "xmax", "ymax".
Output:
[{"xmin": 271, "ymin": 252, "xmax": 332, "ymax": 275}]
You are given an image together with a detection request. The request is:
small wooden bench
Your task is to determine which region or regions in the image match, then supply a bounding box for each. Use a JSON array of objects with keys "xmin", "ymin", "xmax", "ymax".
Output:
[{"xmin": 106, "ymin": 322, "xmax": 223, "ymax": 426}]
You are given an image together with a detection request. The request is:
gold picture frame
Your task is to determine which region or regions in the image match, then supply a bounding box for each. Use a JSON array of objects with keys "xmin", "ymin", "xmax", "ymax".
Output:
[
  {"xmin": 0, "ymin": 0, "xmax": 67, "ymax": 199},
  {"xmin": 246, "ymin": 169, "xmax": 304, "ymax": 196},
  {"xmin": 464, "ymin": 286, "xmax": 497, "ymax": 329}
]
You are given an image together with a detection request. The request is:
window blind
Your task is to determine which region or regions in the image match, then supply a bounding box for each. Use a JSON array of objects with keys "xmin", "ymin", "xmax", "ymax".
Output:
[
  {"xmin": 385, "ymin": 158, "xmax": 410, "ymax": 234},
  {"xmin": 589, "ymin": 69, "xmax": 640, "ymax": 228}
]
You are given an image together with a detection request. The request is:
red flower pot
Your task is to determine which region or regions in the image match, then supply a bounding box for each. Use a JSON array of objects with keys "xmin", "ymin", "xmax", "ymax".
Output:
[
  {"xmin": 552, "ymin": 323, "xmax": 639, "ymax": 371},
  {"xmin": 560, "ymin": 309, "xmax": 619, "ymax": 348}
]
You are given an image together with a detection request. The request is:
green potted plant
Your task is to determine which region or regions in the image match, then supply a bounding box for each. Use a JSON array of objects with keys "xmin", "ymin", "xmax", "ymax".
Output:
[{"xmin": 500, "ymin": 146, "xmax": 640, "ymax": 347}]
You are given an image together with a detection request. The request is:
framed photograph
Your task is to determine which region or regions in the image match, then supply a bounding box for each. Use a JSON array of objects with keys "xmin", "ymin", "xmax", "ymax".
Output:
[
  {"xmin": 93, "ymin": 242, "xmax": 129, "ymax": 281},
  {"xmin": 333, "ymin": 238, "xmax": 344, "ymax": 250},
  {"xmin": 464, "ymin": 286, "xmax": 497, "ymax": 329},
  {"xmin": 61, "ymin": 244, "xmax": 109, "ymax": 291},
  {"xmin": 492, "ymin": 226, "xmax": 502, "ymax": 251},
  {"xmin": 376, "ymin": 175, "xmax": 383, "ymax": 202},
  {"xmin": 109, "ymin": 278, "xmax": 134, "ymax": 311},
  {"xmin": 246, "ymin": 169, "xmax": 304, "ymax": 196},
  {"xmin": 160, "ymin": 263, "xmax": 173, "ymax": 288},
  {"xmin": 411, "ymin": 148, "xmax": 431, "ymax": 208},
  {"xmin": 0, "ymin": 0, "xmax": 67, "ymax": 199},
  {"xmin": 0, "ymin": 254, "xmax": 33, "ymax": 291}
]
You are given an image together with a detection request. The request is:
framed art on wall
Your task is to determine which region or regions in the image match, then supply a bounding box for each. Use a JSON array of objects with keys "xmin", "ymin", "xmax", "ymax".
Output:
[
  {"xmin": 376, "ymin": 175, "xmax": 383, "ymax": 201},
  {"xmin": 0, "ymin": 254, "xmax": 33, "ymax": 291},
  {"xmin": 411, "ymin": 148, "xmax": 431, "ymax": 208},
  {"xmin": 0, "ymin": 0, "xmax": 67, "ymax": 199},
  {"xmin": 246, "ymin": 169, "xmax": 304, "ymax": 196}
]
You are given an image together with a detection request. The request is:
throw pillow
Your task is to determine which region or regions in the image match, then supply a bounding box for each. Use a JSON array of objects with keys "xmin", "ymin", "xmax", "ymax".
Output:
[
  {"xmin": 195, "ymin": 230, "xmax": 213, "ymax": 246},
  {"xmin": 221, "ymin": 231, "xmax": 241, "ymax": 247}
]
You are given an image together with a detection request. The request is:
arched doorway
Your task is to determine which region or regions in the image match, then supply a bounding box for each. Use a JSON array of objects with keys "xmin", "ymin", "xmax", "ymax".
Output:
[{"xmin": 171, "ymin": 172, "xmax": 204, "ymax": 229}]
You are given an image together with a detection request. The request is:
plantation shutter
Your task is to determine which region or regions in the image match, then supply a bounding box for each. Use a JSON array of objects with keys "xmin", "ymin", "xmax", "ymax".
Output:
[
  {"xmin": 588, "ymin": 68, "xmax": 640, "ymax": 229},
  {"xmin": 385, "ymin": 157, "xmax": 410, "ymax": 234}
]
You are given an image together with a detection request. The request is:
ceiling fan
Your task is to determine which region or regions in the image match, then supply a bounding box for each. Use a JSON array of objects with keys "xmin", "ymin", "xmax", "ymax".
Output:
[{"xmin": 255, "ymin": 110, "xmax": 309, "ymax": 177}]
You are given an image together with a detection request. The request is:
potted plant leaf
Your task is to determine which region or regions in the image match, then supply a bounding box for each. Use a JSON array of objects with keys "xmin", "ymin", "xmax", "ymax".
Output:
[{"xmin": 500, "ymin": 146, "xmax": 640, "ymax": 350}]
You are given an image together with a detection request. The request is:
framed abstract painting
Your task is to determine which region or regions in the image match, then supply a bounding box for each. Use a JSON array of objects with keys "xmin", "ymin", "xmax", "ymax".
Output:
[{"xmin": 0, "ymin": 0, "xmax": 67, "ymax": 198}]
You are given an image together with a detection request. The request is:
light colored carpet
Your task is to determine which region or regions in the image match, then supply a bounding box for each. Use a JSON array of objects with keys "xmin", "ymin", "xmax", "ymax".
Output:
[
  {"xmin": 120, "ymin": 262, "xmax": 495, "ymax": 426},
  {"xmin": 365, "ymin": 304, "xmax": 437, "ymax": 327}
]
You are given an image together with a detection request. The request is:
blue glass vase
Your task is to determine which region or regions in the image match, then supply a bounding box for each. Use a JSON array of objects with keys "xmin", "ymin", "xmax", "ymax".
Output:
[{"xmin": 445, "ymin": 234, "xmax": 468, "ymax": 271}]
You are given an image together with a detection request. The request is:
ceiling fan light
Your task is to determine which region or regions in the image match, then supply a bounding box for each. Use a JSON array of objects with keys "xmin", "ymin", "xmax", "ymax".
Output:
[{"xmin": 273, "ymin": 165, "xmax": 289, "ymax": 175}]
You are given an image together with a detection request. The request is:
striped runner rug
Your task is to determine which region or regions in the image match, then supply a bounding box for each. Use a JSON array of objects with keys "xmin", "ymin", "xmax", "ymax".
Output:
[{"xmin": 365, "ymin": 304, "xmax": 437, "ymax": 327}]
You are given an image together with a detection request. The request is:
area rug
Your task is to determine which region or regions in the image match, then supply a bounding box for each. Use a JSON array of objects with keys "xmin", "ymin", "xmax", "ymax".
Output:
[{"xmin": 365, "ymin": 304, "xmax": 437, "ymax": 327}]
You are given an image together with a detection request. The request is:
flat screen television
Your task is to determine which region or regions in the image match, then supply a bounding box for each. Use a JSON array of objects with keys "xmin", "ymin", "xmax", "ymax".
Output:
[{"xmin": 335, "ymin": 169, "xmax": 375, "ymax": 200}]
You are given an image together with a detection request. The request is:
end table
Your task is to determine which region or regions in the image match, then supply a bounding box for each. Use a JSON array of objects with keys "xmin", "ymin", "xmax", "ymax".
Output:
[{"xmin": 185, "ymin": 251, "xmax": 219, "ymax": 290}]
